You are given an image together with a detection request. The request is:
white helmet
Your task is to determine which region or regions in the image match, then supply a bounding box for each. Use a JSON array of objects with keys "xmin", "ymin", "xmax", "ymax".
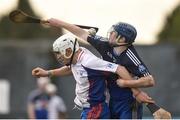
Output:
[{"xmin": 53, "ymin": 33, "xmax": 79, "ymax": 59}]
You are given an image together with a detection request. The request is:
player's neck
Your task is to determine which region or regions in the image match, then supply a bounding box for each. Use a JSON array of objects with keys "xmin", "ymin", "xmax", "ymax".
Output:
[
  {"xmin": 72, "ymin": 48, "xmax": 82, "ymax": 64},
  {"xmin": 113, "ymin": 46, "xmax": 127, "ymax": 55}
]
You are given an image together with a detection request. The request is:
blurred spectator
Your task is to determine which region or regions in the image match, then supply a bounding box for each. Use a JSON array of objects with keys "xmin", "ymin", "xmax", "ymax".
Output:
[
  {"xmin": 46, "ymin": 83, "xmax": 67, "ymax": 119},
  {"xmin": 27, "ymin": 77, "xmax": 50, "ymax": 119}
]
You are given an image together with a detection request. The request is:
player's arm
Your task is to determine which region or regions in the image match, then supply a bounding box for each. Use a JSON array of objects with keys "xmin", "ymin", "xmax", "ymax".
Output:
[
  {"xmin": 115, "ymin": 65, "xmax": 154, "ymax": 103},
  {"xmin": 32, "ymin": 66, "xmax": 72, "ymax": 78},
  {"xmin": 115, "ymin": 66, "xmax": 154, "ymax": 88},
  {"xmin": 47, "ymin": 66, "xmax": 72, "ymax": 77},
  {"xmin": 118, "ymin": 66, "xmax": 171, "ymax": 118},
  {"xmin": 137, "ymin": 75, "xmax": 155, "ymax": 87},
  {"xmin": 117, "ymin": 75, "xmax": 155, "ymax": 88},
  {"xmin": 47, "ymin": 18, "xmax": 89, "ymax": 42},
  {"xmin": 84, "ymin": 54, "xmax": 154, "ymax": 103},
  {"xmin": 83, "ymin": 54, "xmax": 152, "ymax": 88}
]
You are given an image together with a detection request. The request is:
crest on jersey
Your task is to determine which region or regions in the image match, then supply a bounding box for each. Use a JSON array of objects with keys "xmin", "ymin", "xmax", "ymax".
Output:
[
  {"xmin": 138, "ymin": 64, "xmax": 147, "ymax": 74},
  {"xmin": 79, "ymin": 70, "xmax": 86, "ymax": 77}
]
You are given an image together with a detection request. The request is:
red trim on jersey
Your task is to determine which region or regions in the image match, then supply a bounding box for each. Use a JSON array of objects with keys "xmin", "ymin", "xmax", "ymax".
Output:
[
  {"xmin": 77, "ymin": 50, "xmax": 84, "ymax": 61},
  {"xmin": 87, "ymin": 103, "xmax": 102, "ymax": 119}
]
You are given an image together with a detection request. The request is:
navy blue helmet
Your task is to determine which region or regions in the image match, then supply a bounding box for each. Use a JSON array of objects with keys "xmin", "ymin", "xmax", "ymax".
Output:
[{"xmin": 111, "ymin": 22, "xmax": 137, "ymax": 43}]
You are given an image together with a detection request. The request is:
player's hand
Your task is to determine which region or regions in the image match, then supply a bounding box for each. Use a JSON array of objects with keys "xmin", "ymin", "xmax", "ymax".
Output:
[
  {"xmin": 135, "ymin": 91, "xmax": 155, "ymax": 103},
  {"xmin": 47, "ymin": 18, "xmax": 61, "ymax": 28},
  {"xmin": 116, "ymin": 79, "xmax": 127, "ymax": 87},
  {"xmin": 32, "ymin": 67, "xmax": 48, "ymax": 77},
  {"xmin": 153, "ymin": 108, "xmax": 172, "ymax": 119},
  {"xmin": 88, "ymin": 28, "xmax": 97, "ymax": 36},
  {"xmin": 40, "ymin": 20, "xmax": 51, "ymax": 28}
]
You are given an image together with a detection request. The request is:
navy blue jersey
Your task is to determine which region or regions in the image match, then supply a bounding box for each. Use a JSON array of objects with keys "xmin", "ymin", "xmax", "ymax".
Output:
[
  {"xmin": 87, "ymin": 35, "xmax": 151, "ymax": 101},
  {"xmin": 28, "ymin": 89, "xmax": 50, "ymax": 119}
]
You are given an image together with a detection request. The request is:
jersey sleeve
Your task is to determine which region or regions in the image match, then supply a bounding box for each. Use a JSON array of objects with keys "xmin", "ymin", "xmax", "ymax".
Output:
[
  {"xmin": 125, "ymin": 48, "xmax": 151, "ymax": 77},
  {"xmin": 87, "ymin": 35, "xmax": 109, "ymax": 54},
  {"xmin": 82, "ymin": 51, "xmax": 118, "ymax": 73}
]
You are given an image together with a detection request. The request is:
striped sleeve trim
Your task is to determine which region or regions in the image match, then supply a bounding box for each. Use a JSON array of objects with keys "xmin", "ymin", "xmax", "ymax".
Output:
[{"xmin": 126, "ymin": 49, "xmax": 150, "ymax": 76}]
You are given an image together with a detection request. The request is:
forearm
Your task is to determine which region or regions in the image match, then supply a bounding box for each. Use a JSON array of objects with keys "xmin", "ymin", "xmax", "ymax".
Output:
[
  {"xmin": 49, "ymin": 18, "xmax": 89, "ymax": 41},
  {"xmin": 116, "ymin": 66, "xmax": 136, "ymax": 87},
  {"xmin": 117, "ymin": 75, "xmax": 155, "ymax": 88},
  {"xmin": 48, "ymin": 66, "xmax": 72, "ymax": 77},
  {"xmin": 117, "ymin": 79, "xmax": 142, "ymax": 88},
  {"xmin": 116, "ymin": 66, "xmax": 132, "ymax": 80},
  {"xmin": 116, "ymin": 66, "xmax": 155, "ymax": 88},
  {"xmin": 137, "ymin": 75, "xmax": 155, "ymax": 87},
  {"xmin": 115, "ymin": 66, "xmax": 156, "ymax": 104},
  {"xmin": 131, "ymin": 88, "xmax": 152, "ymax": 98},
  {"xmin": 131, "ymin": 88, "xmax": 141, "ymax": 96}
]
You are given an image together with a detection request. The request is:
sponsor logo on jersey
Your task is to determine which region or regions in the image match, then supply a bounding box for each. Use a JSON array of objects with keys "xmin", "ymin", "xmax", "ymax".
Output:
[{"xmin": 106, "ymin": 63, "xmax": 114, "ymax": 69}]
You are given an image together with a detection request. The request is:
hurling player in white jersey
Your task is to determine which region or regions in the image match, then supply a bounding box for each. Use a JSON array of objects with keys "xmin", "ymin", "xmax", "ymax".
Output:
[{"xmin": 32, "ymin": 34, "xmax": 154, "ymax": 119}]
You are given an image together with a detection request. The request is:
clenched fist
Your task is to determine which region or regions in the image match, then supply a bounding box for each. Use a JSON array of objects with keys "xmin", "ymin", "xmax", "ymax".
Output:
[
  {"xmin": 153, "ymin": 108, "xmax": 172, "ymax": 119},
  {"xmin": 32, "ymin": 67, "xmax": 49, "ymax": 77}
]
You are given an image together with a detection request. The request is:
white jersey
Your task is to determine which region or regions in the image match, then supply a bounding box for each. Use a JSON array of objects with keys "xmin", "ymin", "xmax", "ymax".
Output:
[
  {"xmin": 71, "ymin": 47, "xmax": 118, "ymax": 108},
  {"xmin": 48, "ymin": 95, "xmax": 67, "ymax": 119}
]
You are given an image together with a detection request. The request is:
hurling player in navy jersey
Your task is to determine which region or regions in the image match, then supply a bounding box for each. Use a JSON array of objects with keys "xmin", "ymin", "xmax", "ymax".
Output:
[{"xmin": 44, "ymin": 18, "xmax": 171, "ymax": 119}]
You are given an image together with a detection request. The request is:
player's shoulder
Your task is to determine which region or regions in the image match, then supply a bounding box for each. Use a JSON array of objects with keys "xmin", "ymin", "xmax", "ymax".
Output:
[
  {"xmin": 88, "ymin": 35, "xmax": 110, "ymax": 45},
  {"xmin": 51, "ymin": 95, "xmax": 63, "ymax": 102},
  {"xmin": 79, "ymin": 47, "xmax": 103, "ymax": 66},
  {"xmin": 28, "ymin": 89, "xmax": 41, "ymax": 97},
  {"xmin": 126, "ymin": 45, "xmax": 137, "ymax": 52},
  {"xmin": 124, "ymin": 45, "xmax": 141, "ymax": 60},
  {"xmin": 28, "ymin": 89, "xmax": 42, "ymax": 101},
  {"xmin": 89, "ymin": 34, "xmax": 106, "ymax": 41},
  {"xmin": 94, "ymin": 35, "xmax": 110, "ymax": 45},
  {"xmin": 80, "ymin": 47, "xmax": 97, "ymax": 59},
  {"xmin": 53, "ymin": 95, "xmax": 62, "ymax": 100},
  {"xmin": 96, "ymin": 35, "xmax": 108, "ymax": 42}
]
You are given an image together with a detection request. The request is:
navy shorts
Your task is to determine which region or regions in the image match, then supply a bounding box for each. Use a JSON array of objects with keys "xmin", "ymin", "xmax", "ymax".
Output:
[{"xmin": 109, "ymin": 98, "xmax": 143, "ymax": 119}]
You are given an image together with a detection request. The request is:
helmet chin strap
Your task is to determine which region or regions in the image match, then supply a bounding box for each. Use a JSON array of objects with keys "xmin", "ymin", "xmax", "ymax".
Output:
[
  {"xmin": 111, "ymin": 36, "xmax": 132, "ymax": 47},
  {"xmin": 65, "ymin": 38, "xmax": 77, "ymax": 67},
  {"xmin": 111, "ymin": 43, "xmax": 132, "ymax": 47}
]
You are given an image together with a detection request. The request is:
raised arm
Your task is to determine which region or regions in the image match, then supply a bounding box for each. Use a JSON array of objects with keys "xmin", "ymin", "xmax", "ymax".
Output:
[
  {"xmin": 47, "ymin": 18, "xmax": 89, "ymax": 42},
  {"xmin": 32, "ymin": 66, "xmax": 72, "ymax": 78}
]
